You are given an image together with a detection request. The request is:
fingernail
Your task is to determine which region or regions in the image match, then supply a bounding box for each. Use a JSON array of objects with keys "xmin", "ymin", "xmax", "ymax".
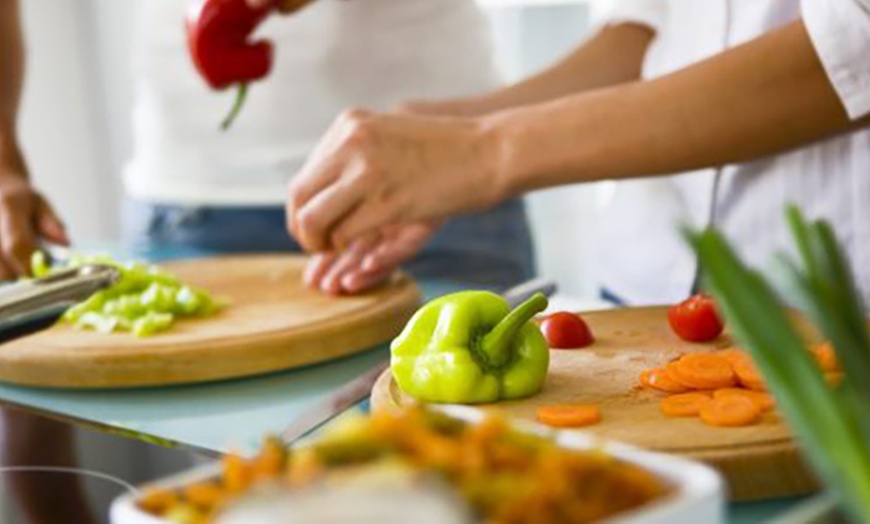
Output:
[
  {"xmin": 362, "ymin": 256, "xmax": 377, "ymax": 272},
  {"xmin": 341, "ymin": 273, "xmax": 358, "ymax": 292}
]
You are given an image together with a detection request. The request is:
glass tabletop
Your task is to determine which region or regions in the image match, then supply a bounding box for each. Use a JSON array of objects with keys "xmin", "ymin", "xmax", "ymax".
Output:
[{"xmin": 0, "ymin": 245, "xmax": 807, "ymax": 522}]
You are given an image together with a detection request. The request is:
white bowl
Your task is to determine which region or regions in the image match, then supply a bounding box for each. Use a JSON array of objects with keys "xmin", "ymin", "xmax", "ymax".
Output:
[{"xmin": 111, "ymin": 405, "xmax": 725, "ymax": 524}]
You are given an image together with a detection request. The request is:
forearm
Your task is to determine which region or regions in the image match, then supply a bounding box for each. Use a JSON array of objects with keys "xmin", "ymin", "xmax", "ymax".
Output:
[
  {"xmin": 417, "ymin": 22, "xmax": 654, "ymax": 117},
  {"xmin": 0, "ymin": 0, "xmax": 25, "ymax": 174},
  {"xmin": 492, "ymin": 20, "xmax": 859, "ymax": 195}
]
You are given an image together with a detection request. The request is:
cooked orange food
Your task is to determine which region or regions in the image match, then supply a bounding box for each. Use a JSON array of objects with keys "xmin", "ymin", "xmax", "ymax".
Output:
[{"xmin": 137, "ymin": 408, "xmax": 669, "ymax": 524}]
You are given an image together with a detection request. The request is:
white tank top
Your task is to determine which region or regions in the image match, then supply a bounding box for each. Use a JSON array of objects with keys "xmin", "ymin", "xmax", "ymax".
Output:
[{"xmin": 124, "ymin": 0, "xmax": 499, "ymax": 205}]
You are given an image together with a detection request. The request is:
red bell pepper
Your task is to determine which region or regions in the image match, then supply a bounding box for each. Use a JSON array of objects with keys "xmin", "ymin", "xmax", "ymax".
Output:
[{"xmin": 186, "ymin": 0, "xmax": 278, "ymax": 130}]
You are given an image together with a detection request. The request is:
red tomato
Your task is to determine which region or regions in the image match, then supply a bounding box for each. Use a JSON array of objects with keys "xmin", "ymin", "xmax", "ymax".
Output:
[
  {"xmin": 541, "ymin": 312, "xmax": 594, "ymax": 349},
  {"xmin": 668, "ymin": 294, "xmax": 724, "ymax": 342}
]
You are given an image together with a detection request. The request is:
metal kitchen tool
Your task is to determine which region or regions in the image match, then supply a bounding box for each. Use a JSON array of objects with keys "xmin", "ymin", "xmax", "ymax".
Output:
[
  {"xmin": 0, "ymin": 264, "xmax": 120, "ymax": 335},
  {"xmin": 280, "ymin": 278, "xmax": 559, "ymax": 446}
]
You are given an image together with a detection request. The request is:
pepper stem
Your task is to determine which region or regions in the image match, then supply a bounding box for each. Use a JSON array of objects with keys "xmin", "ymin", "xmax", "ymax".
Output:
[
  {"xmin": 221, "ymin": 83, "xmax": 248, "ymax": 131},
  {"xmin": 481, "ymin": 293, "xmax": 548, "ymax": 366}
]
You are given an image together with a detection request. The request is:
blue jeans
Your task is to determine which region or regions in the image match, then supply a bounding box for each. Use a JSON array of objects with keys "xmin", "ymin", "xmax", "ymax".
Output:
[{"xmin": 123, "ymin": 199, "xmax": 536, "ymax": 290}]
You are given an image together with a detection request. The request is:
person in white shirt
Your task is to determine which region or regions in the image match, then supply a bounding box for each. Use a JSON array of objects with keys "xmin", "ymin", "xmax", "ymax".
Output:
[
  {"xmin": 286, "ymin": 0, "xmax": 870, "ymax": 306},
  {"xmin": 125, "ymin": 0, "xmax": 534, "ymax": 294}
]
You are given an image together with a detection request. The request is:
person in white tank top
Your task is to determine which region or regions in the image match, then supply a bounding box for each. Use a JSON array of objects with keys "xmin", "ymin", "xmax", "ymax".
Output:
[{"xmin": 122, "ymin": 0, "xmax": 535, "ymax": 295}]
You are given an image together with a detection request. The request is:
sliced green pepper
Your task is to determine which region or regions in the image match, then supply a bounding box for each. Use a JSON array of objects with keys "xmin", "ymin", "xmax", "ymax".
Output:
[
  {"xmin": 31, "ymin": 251, "xmax": 221, "ymax": 337},
  {"xmin": 391, "ymin": 291, "xmax": 550, "ymax": 404}
]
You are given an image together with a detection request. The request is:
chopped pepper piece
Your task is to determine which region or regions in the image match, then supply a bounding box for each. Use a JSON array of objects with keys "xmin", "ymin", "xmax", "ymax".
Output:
[{"xmin": 391, "ymin": 291, "xmax": 550, "ymax": 404}]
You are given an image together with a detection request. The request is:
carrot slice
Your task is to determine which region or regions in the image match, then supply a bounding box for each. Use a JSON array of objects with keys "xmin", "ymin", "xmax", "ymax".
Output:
[
  {"xmin": 639, "ymin": 369, "xmax": 654, "ymax": 388},
  {"xmin": 646, "ymin": 367, "xmax": 691, "ymax": 393},
  {"xmin": 700, "ymin": 395, "xmax": 762, "ymax": 427},
  {"xmin": 811, "ymin": 342, "xmax": 840, "ymax": 372},
  {"xmin": 667, "ymin": 354, "xmax": 737, "ymax": 390},
  {"xmin": 536, "ymin": 404, "xmax": 601, "ymax": 428},
  {"xmin": 732, "ymin": 357, "xmax": 767, "ymax": 391},
  {"xmin": 718, "ymin": 348, "xmax": 750, "ymax": 366},
  {"xmin": 714, "ymin": 388, "xmax": 775, "ymax": 412},
  {"xmin": 660, "ymin": 392, "xmax": 712, "ymax": 417}
]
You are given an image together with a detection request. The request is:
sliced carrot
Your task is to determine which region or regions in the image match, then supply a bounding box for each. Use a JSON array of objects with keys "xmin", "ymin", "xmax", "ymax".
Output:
[
  {"xmin": 646, "ymin": 367, "xmax": 691, "ymax": 393},
  {"xmin": 667, "ymin": 354, "xmax": 737, "ymax": 390},
  {"xmin": 639, "ymin": 369, "xmax": 654, "ymax": 389},
  {"xmin": 536, "ymin": 404, "xmax": 601, "ymax": 428},
  {"xmin": 811, "ymin": 342, "xmax": 840, "ymax": 372},
  {"xmin": 733, "ymin": 357, "xmax": 767, "ymax": 391},
  {"xmin": 714, "ymin": 388, "xmax": 775, "ymax": 412},
  {"xmin": 699, "ymin": 395, "xmax": 762, "ymax": 427},
  {"xmin": 717, "ymin": 348, "xmax": 750, "ymax": 366},
  {"xmin": 660, "ymin": 392, "xmax": 712, "ymax": 417}
]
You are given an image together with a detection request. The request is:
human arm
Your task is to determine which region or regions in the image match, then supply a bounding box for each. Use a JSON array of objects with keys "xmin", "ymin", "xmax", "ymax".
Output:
[
  {"xmin": 496, "ymin": 19, "xmax": 861, "ymax": 194},
  {"xmin": 0, "ymin": 0, "xmax": 69, "ymax": 278},
  {"xmin": 301, "ymin": 21, "xmax": 654, "ymax": 292},
  {"xmin": 402, "ymin": 22, "xmax": 654, "ymax": 117},
  {"xmin": 287, "ymin": 19, "xmax": 866, "ymax": 252}
]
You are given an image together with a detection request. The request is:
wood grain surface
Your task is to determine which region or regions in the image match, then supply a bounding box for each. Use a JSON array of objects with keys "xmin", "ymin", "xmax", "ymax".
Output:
[
  {"xmin": 372, "ymin": 306, "xmax": 823, "ymax": 502},
  {"xmin": 0, "ymin": 255, "xmax": 420, "ymax": 389}
]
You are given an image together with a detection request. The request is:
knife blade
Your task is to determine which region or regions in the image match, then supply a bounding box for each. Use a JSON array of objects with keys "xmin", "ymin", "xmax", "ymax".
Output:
[{"xmin": 279, "ymin": 278, "xmax": 558, "ymax": 446}]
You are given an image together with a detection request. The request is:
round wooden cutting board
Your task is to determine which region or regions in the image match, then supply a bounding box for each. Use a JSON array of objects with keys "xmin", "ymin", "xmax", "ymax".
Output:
[
  {"xmin": 371, "ymin": 306, "xmax": 823, "ymax": 502},
  {"xmin": 0, "ymin": 255, "xmax": 420, "ymax": 389}
]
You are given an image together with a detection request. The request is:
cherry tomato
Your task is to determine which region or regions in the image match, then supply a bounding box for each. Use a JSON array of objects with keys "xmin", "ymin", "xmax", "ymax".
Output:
[
  {"xmin": 541, "ymin": 312, "xmax": 594, "ymax": 349},
  {"xmin": 668, "ymin": 294, "xmax": 724, "ymax": 342}
]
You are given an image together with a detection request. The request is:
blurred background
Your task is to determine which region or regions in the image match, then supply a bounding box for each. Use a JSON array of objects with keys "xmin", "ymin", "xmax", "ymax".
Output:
[
  {"xmin": 18, "ymin": 0, "xmax": 613, "ymax": 299},
  {"xmin": 6, "ymin": 0, "xmax": 610, "ymax": 521}
]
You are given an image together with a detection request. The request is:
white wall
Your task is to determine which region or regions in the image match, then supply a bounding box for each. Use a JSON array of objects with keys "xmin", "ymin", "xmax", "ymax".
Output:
[
  {"xmin": 18, "ymin": 0, "xmax": 123, "ymax": 242},
  {"xmin": 487, "ymin": 3, "xmax": 599, "ymax": 297}
]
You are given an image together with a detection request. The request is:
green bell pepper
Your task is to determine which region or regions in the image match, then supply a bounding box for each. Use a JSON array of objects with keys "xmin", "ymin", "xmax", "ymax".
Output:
[{"xmin": 391, "ymin": 291, "xmax": 550, "ymax": 404}]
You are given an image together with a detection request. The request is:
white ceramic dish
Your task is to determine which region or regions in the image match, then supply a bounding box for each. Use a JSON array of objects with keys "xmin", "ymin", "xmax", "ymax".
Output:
[{"xmin": 111, "ymin": 405, "xmax": 725, "ymax": 524}]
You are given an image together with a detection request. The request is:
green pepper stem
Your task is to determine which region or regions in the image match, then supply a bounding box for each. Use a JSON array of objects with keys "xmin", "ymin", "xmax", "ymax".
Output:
[
  {"xmin": 481, "ymin": 293, "xmax": 548, "ymax": 365},
  {"xmin": 220, "ymin": 83, "xmax": 248, "ymax": 131}
]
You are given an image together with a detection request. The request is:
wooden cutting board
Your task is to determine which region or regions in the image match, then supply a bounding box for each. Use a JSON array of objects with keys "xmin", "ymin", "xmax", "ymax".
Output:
[
  {"xmin": 0, "ymin": 255, "xmax": 420, "ymax": 389},
  {"xmin": 371, "ymin": 306, "xmax": 825, "ymax": 502}
]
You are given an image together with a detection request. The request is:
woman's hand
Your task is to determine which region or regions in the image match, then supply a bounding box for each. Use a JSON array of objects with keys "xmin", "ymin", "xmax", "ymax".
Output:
[
  {"xmin": 303, "ymin": 222, "xmax": 439, "ymax": 295},
  {"xmin": 0, "ymin": 135, "xmax": 68, "ymax": 279},
  {"xmin": 287, "ymin": 109, "xmax": 506, "ymax": 253}
]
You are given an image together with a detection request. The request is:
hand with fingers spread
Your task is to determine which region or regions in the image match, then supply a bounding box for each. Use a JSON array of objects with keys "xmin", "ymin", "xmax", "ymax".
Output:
[
  {"xmin": 286, "ymin": 108, "xmax": 507, "ymax": 254},
  {"xmin": 303, "ymin": 222, "xmax": 439, "ymax": 295},
  {"xmin": 0, "ymin": 134, "xmax": 68, "ymax": 280}
]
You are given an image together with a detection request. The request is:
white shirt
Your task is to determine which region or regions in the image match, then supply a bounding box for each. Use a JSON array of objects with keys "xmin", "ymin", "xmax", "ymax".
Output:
[
  {"xmin": 595, "ymin": 0, "xmax": 870, "ymax": 305},
  {"xmin": 125, "ymin": 0, "xmax": 499, "ymax": 206}
]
